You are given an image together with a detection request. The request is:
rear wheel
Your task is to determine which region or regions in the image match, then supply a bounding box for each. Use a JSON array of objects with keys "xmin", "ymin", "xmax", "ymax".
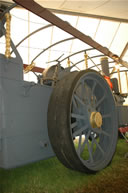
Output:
[{"xmin": 48, "ymin": 70, "xmax": 118, "ymax": 173}]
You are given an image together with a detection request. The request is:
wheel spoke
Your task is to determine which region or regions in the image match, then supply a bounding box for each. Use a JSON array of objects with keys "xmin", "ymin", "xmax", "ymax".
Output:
[
  {"xmin": 71, "ymin": 122, "xmax": 77, "ymax": 129},
  {"xmin": 81, "ymin": 80, "xmax": 86, "ymax": 100},
  {"xmin": 79, "ymin": 130, "xmax": 91, "ymax": 155},
  {"xmin": 73, "ymin": 125, "xmax": 88, "ymax": 138},
  {"xmin": 72, "ymin": 96, "xmax": 78, "ymax": 110},
  {"xmin": 74, "ymin": 93, "xmax": 85, "ymax": 106},
  {"xmin": 87, "ymin": 141, "xmax": 94, "ymax": 163},
  {"xmin": 95, "ymin": 95, "xmax": 105, "ymax": 108},
  {"xmin": 84, "ymin": 83, "xmax": 91, "ymax": 100},
  {"xmin": 92, "ymin": 127, "xmax": 110, "ymax": 137},
  {"xmin": 90, "ymin": 136, "xmax": 95, "ymax": 153},
  {"xmin": 100, "ymin": 129, "xmax": 110, "ymax": 137},
  {"xmin": 97, "ymin": 106, "xmax": 101, "ymax": 112},
  {"xmin": 102, "ymin": 113, "xmax": 111, "ymax": 119},
  {"xmin": 91, "ymin": 81, "xmax": 97, "ymax": 97},
  {"xmin": 71, "ymin": 113, "xmax": 86, "ymax": 120},
  {"xmin": 48, "ymin": 69, "xmax": 118, "ymax": 173},
  {"xmin": 79, "ymin": 138, "xmax": 87, "ymax": 155},
  {"xmin": 77, "ymin": 134, "xmax": 82, "ymax": 155},
  {"xmin": 92, "ymin": 136, "xmax": 105, "ymax": 155}
]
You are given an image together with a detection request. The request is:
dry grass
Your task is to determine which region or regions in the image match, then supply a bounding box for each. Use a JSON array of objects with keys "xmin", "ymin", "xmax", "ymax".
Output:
[{"xmin": 70, "ymin": 159, "xmax": 128, "ymax": 193}]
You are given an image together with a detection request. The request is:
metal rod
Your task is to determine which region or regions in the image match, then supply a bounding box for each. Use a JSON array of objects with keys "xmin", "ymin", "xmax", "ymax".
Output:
[
  {"xmin": 120, "ymin": 42, "xmax": 128, "ymax": 59},
  {"xmin": 125, "ymin": 71, "xmax": 128, "ymax": 93},
  {"xmin": 48, "ymin": 26, "xmax": 54, "ymax": 63},
  {"xmin": 110, "ymin": 69, "xmax": 128, "ymax": 75},
  {"xmin": 117, "ymin": 69, "xmax": 122, "ymax": 93},
  {"xmin": 84, "ymin": 52, "xmax": 88, "ymax": 69},
  {"xmin": 60, "ymin": 48, "xmax": 94, "ymax": 63},
  {"xmin": 69, "ymin": 16, "xmax": 79, "ymax": 54},
  {"xmin": 11, "ymin": 24, "xmax": 53, "ymax": 54},
  {"xmin": 108, "ymin": 23, "xmax": 121, "ymax": 49},
  {"xmin": 90, "ymin": 61, "xmax": 114, "ymax": 70},
  {"xmin": 5, "ymin": 12, "xmax": 11, "ymax": 58},
  {"xmin": 67, "ymin": 58, "xmax": 71, "ymax": 67},
  {"xmin": 110, "ymin": 69, "xmax": 128, "ymax": 74},
  {"xmin": 74, "ymin": 54, "xmax": 104, "ymax": 67},
  {"xmin": 13, "ymin": 0, "xmax": 128, "ymax": 67},
  {"xmin": 31, "ymin": 37, "xmax": 76, "ymax": 64},
  {"xmin": 28, "ymin": 11, "xmax": 30, "ymax": 64},
  {"xmin": 110, "ymin": 67, "xmax": 116, "ymax": 78},
  {"xmin": 93, "ymin": 19, "xmax": 101, "ymax": 39}
]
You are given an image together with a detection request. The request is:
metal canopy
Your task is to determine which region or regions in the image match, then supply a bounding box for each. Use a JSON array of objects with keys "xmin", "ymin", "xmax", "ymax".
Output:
[{"xmin": 11, "ymin": 0, "xmax": 128, "ymax": 68}]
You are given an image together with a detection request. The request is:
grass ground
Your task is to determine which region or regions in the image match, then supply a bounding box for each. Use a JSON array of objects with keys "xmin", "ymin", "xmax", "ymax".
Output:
[{"xmin": 0, "ymin": 139, "xmax": 128, "ymax": 193}]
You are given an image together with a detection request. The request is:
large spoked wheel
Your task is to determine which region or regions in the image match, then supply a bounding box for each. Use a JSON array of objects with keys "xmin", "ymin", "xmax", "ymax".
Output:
[{"xmin": 48, "ymin": 70, "xmax": 118, "ymax": 173}]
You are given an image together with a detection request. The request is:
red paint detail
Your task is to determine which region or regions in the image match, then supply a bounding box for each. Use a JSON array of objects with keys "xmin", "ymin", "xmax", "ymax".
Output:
[
  {"xmin": 104, "ymin": 76, "xmax": 113, "ymax": 90},
  {"xmin": 23, "ymin": 64, "xmax": 44, "ymax": 73},
  {"xmin": 119, "ymin": 127, "xmax": 128, "ymax": 133}
]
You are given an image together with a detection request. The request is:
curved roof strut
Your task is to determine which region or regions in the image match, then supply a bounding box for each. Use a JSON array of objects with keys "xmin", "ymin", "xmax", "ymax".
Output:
[
  {"xmin": 11, "ymin": 24, "xmax": 53, "ymax": 54},
  {"xmin": 31, "ymin": 37, "xmax": 76, "ymax": 64},
  {"xmin": 13, "ymin": 0, "xmax": 128, "ymax": 68}
]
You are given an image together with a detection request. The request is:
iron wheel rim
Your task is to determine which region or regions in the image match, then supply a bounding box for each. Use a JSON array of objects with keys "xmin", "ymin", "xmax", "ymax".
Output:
[{"xmin": 69, "ymin": 70, "xmax": 118, "ymax": 171}]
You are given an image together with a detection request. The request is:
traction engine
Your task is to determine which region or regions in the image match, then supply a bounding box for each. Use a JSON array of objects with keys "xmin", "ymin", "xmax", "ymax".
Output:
[{"xmin": 0, "ymin": 1, "xmax": 128, "ymax": 174}]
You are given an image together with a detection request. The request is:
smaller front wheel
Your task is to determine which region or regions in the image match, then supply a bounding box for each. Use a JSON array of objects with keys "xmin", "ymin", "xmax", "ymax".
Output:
[{"xmin": 48, "ymin": 70, "xmax": 118, "ymax": 173}]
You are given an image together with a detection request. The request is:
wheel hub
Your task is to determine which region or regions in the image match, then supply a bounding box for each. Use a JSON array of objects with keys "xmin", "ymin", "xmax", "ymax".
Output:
[{"xmin": 90, "ymin": 112, "xmax": 102, "ymax": 128}]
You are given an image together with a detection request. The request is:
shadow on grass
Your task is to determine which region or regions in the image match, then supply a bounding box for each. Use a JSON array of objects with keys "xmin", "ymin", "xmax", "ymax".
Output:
[{"xmin": 0, "ymin": 139, "xmax": 127, "ymax": 193}]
